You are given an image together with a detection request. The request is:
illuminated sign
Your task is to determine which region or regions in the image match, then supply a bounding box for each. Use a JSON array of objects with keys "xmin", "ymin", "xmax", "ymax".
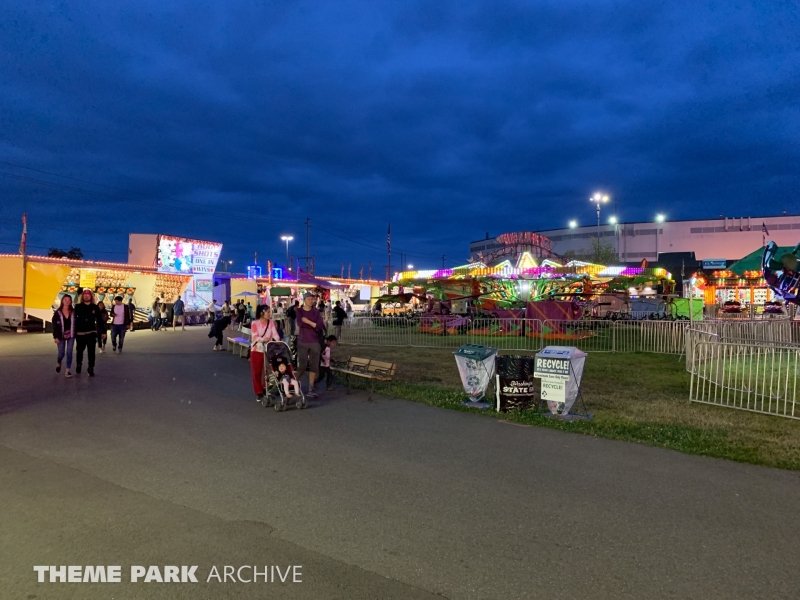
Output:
[
  {"xmin": 272, "ymin": 266, "xmax": 283, "ymax": 280},
  {"xmin": 157, "ymin": 236, "xmax": 222, "ymax": 275},
  {"xmin": 247, "ymin": 265, "xmax": 262, "ymax": 279}
]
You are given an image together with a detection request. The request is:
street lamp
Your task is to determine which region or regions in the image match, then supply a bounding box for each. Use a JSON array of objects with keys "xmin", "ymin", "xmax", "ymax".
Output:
[
  {"xmin": 569, "ymin": 220, "xmax": 577, "ymax": 229},
  {"xmin": 407, "ymin": 264, "xmax": 414, "ymax": 269},
  {"xmin": 609, "ymin": 216, "xmax": 617, "ymax": 224},
  {"xmin": 280, "ymin": 235, "xmax": 293, "ymax": 270},
  {"xmin": 655, "ymin": 215, "xmax": 666, "ymax": 259},
  {"xmin": 590, "ymin": 192, "xmax": 610, "ymax": 241}
]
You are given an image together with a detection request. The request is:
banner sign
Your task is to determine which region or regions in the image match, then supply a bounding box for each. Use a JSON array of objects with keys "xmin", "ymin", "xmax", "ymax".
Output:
[{"xmin": 79, "ymin": 271, "xmax": 96, "ymax": 289}]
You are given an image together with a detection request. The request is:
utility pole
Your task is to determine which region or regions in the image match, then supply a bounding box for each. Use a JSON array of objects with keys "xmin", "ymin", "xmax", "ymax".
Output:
[
  {"xmin": 368, "ymin": 261, "xmax": 372, "ymax": 280},
  {"xmin": 341, "ymin": 262, "xmax": 344, "ymax": 278},
  {"xmin": 348, "ymin": 262, "xmax": 352, "ymax": 279},
  {"xmin": 304, "ymin": 218, "xmax": 311, "ymax": 273},
  {"xmin": 442, "ymin": 254, "xmax": 446, "ymax": 269},
  {"xmin": 359, "ymin": 263, "xmax": 364, "ymax": 280}
]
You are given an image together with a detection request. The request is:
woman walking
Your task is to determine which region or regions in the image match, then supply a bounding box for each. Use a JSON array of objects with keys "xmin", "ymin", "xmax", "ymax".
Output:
[
  {"xmin": 159, "ymin": 301, "xmax": 169, "ymax": 331},
  {"xmin": 96, "ymin": 300, "xmax": 109, "ymax": 352},
  {"xmin": 249, "ymin": 305, "xmax": 281, "ymax": 402},
  {"xmin": 53, "ymin": 295, "xmax": 76, "ymax": 378}
]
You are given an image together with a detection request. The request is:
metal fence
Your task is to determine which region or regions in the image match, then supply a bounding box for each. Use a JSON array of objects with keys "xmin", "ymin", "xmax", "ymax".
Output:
[
  {"xmin": 339, "ymin": 315, "xmax": 800, "ymax": 358},
  {"xmin": 689, "ymin": 340, "xmax": 800, "ymax": 419}
]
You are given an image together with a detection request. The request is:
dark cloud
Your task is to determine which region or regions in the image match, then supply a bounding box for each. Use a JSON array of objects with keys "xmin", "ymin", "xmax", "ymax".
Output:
[{"xmin": 1, "ymin": 0, "xmax": 798, "ymax": 272}]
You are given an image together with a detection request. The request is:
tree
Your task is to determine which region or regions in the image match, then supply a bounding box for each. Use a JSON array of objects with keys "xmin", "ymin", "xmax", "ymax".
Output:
[
  {"xmin": 562, "ymin": 238, "xmax": 618, "ymax": 265},
  {"xmin": 47, "ymin": 247, "xmax": 83, "ymax": 259}
]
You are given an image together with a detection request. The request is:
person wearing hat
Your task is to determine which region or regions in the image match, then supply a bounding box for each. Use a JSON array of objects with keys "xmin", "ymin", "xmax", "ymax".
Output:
[
  {"xmin": 295, "ymin": 292, "xmax": 326, "ymax": 397},
  {"xmin": 74, "ymin": 288, "xmax": 105, "ymax": 376}
]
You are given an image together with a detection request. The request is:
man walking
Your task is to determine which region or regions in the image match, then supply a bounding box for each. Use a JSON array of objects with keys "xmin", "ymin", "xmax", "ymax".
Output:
[
  {"xmin": 74, "ymin": 289, "xmax": 104, "ymax": 376},
  {"xmin": 294, "ymin": 293, "xmax": 326, "ymax": 397},
  {"xmin": 172, "ymin": 295, "xmax": 186, "ymax": 331},
  {"xmin": 332, "ymin": 300, "xmax": 347, "ymax": 340},
  {"xmin": 109, "ymin": 295, "xmax": 132, "ymax": 352}
]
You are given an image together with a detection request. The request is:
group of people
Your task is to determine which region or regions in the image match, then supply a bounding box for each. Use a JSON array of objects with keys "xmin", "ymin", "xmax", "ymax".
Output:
[
  {"xmin": 248, "ymin": 293, "xmax": 338, "ymax": 401},
  {"xmin": 151, "ymin": 296, "xmax": 186, "ymax": 331},
  {"xmin": 52, "ymin": 290, "xmax": 135, "ymax": 377}
]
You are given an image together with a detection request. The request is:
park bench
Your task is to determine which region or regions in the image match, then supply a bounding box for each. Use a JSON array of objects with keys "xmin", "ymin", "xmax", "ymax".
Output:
[
  {"xmin": 331, "ymin": 356, "xmax": 397, "ymax": 400},
  {"xmin": 227, "ymin": 325, "xmax": 251, "ymax": 358}
]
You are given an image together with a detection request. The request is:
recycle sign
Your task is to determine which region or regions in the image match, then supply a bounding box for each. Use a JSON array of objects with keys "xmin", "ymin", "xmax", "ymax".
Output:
[{"xmin": 534, "ymin": 346, "xmax": 587, "ymax": 415}]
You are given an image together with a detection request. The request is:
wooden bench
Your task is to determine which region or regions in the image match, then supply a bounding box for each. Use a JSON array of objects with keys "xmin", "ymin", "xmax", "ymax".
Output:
[
  {"xmin": 331, "ymin": 357, "xmax": 397, "ymax": 401},
  {"xmin": 227, "ymin": 326, "xmax": 251, "ymax": 358}
]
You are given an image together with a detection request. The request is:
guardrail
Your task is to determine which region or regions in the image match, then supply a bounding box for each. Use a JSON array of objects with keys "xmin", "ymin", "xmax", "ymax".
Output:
[{"xmin": 689, "ymin": 340, "xmax": 800, "ymax": 419}]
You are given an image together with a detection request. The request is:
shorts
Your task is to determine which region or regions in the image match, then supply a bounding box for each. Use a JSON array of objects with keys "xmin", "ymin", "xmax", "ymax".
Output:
[{"xmin": 297, "ymin": 341, "xmax": 320, "ymax": 375}]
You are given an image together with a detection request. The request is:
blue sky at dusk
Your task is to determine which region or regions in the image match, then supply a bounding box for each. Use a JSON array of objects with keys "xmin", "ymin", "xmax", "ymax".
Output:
[{"xmin": 1, "ymin": 1, "xmax": 798, "ymax": 274}]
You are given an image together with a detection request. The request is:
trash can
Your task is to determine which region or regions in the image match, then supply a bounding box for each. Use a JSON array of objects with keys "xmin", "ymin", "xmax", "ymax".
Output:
[
  {"xmin": 454, "ymin": 344, "xmax": 498, "ymax": 403},
  {"xmin": 495, "ymin": 355, "xmax": 536, "ymax": 411}
]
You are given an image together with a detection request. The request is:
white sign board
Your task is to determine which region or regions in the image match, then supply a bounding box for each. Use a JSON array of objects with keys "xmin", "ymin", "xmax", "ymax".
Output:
[{"xmin": 539, "ymin": 377, "xmax": 565, "ymax": 402}]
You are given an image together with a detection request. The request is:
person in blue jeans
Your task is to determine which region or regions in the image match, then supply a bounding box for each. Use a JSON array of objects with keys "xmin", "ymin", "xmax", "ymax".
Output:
[
  {"xmin": 172, "ymin": 295, "xmax": 186, "ymax": 331},
  {"xmin": 53, "ymin": 295, "xmax": 76, "ymax": 378},
  {"xmin": 109, "ymin": 295, "xmax": 132, "ymax": 352}
]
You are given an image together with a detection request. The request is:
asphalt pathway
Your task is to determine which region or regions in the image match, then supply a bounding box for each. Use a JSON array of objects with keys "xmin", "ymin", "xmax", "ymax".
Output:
[{"xmin": 0, "ymin": 328, "xmax": 798, "ymax": 599}]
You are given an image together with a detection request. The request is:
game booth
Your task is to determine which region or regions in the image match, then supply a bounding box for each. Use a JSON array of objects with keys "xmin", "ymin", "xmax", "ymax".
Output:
[
  {"xmin": 129, "ymin": 233, "xmax": 223, "ymax": 323},
  {"xmin": 0, "ymin": 253, "xmax": 192, "ymax": 329}
]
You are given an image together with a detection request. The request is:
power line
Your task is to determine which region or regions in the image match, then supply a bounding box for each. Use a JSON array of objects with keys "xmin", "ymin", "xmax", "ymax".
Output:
[{"xmin": 0, "ymin": 162, "xmax": 463, "ymax": 265}]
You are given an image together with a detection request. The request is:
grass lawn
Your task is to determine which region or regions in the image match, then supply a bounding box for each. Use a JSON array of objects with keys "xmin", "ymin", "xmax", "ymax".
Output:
[{"xmin": 331, "ymin": 345, "xmax": 800, "ymax": 471}]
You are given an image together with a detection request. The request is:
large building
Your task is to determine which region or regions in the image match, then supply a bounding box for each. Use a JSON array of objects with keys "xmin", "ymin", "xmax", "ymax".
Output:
[{"xmin": 470, "ymin": 215, "xmax": 800, "ymax": 265}]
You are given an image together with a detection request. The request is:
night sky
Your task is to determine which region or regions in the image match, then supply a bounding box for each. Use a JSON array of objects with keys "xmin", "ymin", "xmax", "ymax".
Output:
[{"xmin": 1, "ymin": 1, "xmax": 798, "ymax": 275}]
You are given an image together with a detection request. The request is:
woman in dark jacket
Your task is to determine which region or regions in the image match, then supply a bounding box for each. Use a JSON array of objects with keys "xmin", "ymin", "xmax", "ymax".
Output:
[
  {"xmin": 96, "ymin": 301, "xmax": 110, "ymax": 353},
  {"xmin": 208, "ymin": 315, "xmax": 232, "ymax": 351},
  {"xmin": 74, "ymin": 289, "xmax": 105, "ymax": 376},
  {"xmin": 52, "ymin": 295, "xmax": 76, "ymax": 378}
]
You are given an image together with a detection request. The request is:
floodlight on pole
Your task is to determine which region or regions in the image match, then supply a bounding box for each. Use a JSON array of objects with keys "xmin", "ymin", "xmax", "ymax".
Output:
[
  {"xmin": 569, "ymin": 220, "xmax": 577, "ymax": 229},
  {"xmin": 609, "ymin": 216, "xmax": 617, "ymax": 224},
  {"xmin": 280, "ymin": 235, "xmax": 294, "ymax": 270},
  {"xmin": 407, "ymin": 264, "xmax": 414, "ymax": 269},
  {"xmin": 590, "ymin": 192, "xmax": 610, "ymax": 241},
  {"xmin": 654, "ymin": 215, "xmax": 666, "ymax": 258}
]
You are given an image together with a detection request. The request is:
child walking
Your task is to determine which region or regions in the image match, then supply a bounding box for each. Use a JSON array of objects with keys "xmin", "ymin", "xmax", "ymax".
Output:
[{"xmin": 319, "ymin": 335, "xmax": 337, "ymax": 391}]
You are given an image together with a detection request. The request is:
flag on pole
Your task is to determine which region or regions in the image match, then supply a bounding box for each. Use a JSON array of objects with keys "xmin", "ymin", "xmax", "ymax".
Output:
[
  {"xmin": 762, "ymin": 222, "xmax": 770, "ymax": 236},
  {"xmin": 19, "ymin": 213, "xmax": 27, "ymax": 255}
]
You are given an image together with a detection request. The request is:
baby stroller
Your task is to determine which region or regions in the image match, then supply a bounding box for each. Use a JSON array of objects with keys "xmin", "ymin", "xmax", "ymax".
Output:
[{"xmin": 263, "ymin": 341, "xmax": 307, "ymax": 412}]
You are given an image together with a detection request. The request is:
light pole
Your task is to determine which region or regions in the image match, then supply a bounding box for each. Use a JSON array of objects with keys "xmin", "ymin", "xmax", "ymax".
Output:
[
  {"xmin": 280, "ymin": 235, "xmax": 293, "ymax": 271},
  {"xmin": 655, "ymin": 214, "xmax": 665, "ymax": 259},
  {"xmin": 569, "ymin": 220, "xmax": 577, "ymax": 229},
  {"xmin": 590, "ymin": 192, "xmax": 610, "ymax": 243}
]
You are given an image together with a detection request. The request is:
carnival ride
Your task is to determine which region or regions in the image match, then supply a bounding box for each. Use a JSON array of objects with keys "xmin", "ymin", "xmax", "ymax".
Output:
[
  {"xmin": 372, "ymin": 254, "xmax": 680, "ymax": 339},
  {"xmin": 762, "ymin": 241, "xmax": 800, "ymax": 305}
]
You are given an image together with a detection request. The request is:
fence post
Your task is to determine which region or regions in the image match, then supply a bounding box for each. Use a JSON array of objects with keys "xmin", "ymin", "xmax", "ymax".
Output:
[{"xmin": 612, "ymin": 320, "xmax": 616, "ymax": 353}]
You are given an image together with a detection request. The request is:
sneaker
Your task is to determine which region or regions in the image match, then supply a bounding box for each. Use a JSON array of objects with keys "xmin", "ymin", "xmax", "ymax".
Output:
[
  {"xmin": 65, "ymin": 371, "xmax": 73, "ymax": 378},
  {"xmin": 99, "ymin": 348, "xmax": 104, "ymax": 354},
  {"xmin": 56, "ymin": 363, "xmax": 61, "ymax": 374},
  {"xmin": 118, "ymin": 348, "xmax": 123, "ymax": 354},
  {"xmin": 112, "ymin": 346, "xmax": 116, "ymax": 352},
  {"xmin": 306, "ymin": 389, "xmax": 318, "ymax": 398},
  {"xmin": 88, "ymin": 368, "xmax": 95, "ymax": 377},
  {"xmin": 76, "ymin": 365, "xmax": 82, "ymax": 374},
  {"xmin": 257, "ymin": 394, "xmax": 264, "ymax": 402}
]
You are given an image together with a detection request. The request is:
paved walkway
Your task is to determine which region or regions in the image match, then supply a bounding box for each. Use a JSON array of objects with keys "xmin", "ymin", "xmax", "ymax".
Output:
[{"xmin": 1, "ymin": 328, "xmax": 799, "ymax": 599}]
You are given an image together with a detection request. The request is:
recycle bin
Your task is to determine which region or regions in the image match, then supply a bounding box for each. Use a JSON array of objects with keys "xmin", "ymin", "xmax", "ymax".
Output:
[
  {"xmin": 454, "ymin": 344, "xmax": 498, "ymax": 403},
  {"xmin": 495, "ymin": 355, "xmax": 536, "ymax": 411}
]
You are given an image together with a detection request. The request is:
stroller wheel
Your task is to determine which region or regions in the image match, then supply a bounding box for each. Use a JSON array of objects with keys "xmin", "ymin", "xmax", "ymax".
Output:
[
  {"xmin": 296, "ymin": 395, "xmax": 305, "ymax": 410},
  {"xmin": 274, "ymin": 393, "xmax": 287, "ymax": 412}
]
